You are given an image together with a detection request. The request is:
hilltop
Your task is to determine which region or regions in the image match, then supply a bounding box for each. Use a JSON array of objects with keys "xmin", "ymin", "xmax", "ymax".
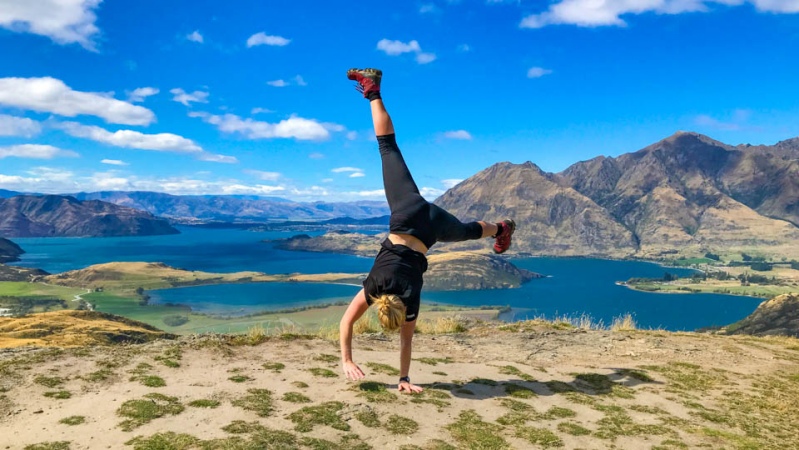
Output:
[{"xmin": 1, "ymin": 316, "xmax": 798, "ymax": 449}]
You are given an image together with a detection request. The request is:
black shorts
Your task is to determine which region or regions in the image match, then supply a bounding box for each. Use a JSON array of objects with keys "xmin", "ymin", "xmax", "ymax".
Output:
[{"xmin": 363, "ymin": 238, "xmax": 427, "ymax": 322}]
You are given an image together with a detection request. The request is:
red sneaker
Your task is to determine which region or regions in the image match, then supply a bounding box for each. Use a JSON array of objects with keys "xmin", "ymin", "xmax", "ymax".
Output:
[
  {"xmin": 347, "ymin": 68, "xmax": 382, "ymax": 98},
  {"xmin": 493, "ymin": 219, "xmax": 516, "ymax": 254}
]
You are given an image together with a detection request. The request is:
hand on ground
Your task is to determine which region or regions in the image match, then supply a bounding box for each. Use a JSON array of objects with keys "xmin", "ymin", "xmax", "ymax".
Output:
[
  {"xmin": 398, "ymin": 381, "xmax": 424, "ymax": 394},
  {"xmin": 343, "ymin": 361, "xmax": 365, "ymax": 381}
]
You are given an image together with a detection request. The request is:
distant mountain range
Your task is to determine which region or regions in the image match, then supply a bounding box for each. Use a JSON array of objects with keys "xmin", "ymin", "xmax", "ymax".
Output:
[
  {"xmin": 70, "ymin": 191, "xmax": 390, "ymax": 222},
  {"xmin": 436, "ymin": 132, "xmax": 799, "ymax": 259},
  {"xmin": 0, "ymin": 195, "xmax": 179, "ymax": 238}
]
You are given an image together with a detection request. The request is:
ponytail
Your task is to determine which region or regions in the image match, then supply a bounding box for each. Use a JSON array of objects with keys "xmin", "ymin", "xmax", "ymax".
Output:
[{"xmin": 371, "ymin": 294, "xmax": 405, "ymax": 331}]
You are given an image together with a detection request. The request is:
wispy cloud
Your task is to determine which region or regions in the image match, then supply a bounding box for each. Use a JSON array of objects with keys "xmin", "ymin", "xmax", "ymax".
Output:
[
  {"xmin": 377, "ymin": 39, "xmax": 437, "ymax": 64},
  {"xmin": 332, "ymin": 167, "xmax": 363, "ymax": 174},
  {"xmin": 251, "ymin": 107, "xmax": 274, "ymax": 114},
  {"xmin": 527, "ymin": 67, "xmax": 553, "ymax": 78},
  {"xmin": 101, "ymin": 159, "xmax": 128, "ymax": 166},
  {"xmin": 0, "ymin": 77, "xmax": 155, "ymax": 125},
  {"xmin": 127, "ymin": 87, "xmax": 159, "ymax": 103},
  {"xmin": 309, "ymin": 152, "xmax": 325, "ymax": 159},
  {"xmin": 520, "ymin": 0, "xmax": 799, "ymax": 29},
  {"xmin": 349, "ymin": 172, "xmax": 365, "ymax": 178},
  {"xmin": 170, "ymin": 88, "xmax": 209, "ymax": 106},
  {"xmin": 187, "ymin": 30, "xmax": 204, "ymax": 43},
  {"xmin": 457, "ymin": 44, "xmax": 471, "ymax": 52},
  {"xmin": 0, "ymin": 144, "xmax": 78, "ymax": 160},
  {"xmin": 443, "ymin": 130, "xmax": 473, "ymax": 140},
  {"xmin": 441, "ymin": 178, "xmax": 463, "ymax": 188},
  {"xmin": 267, "ymin": 75, "xmax": 307, "ymax": 87},
  {"xmin": 190, "ymin": 111, "xmax": 335, "ymax": 141},
  {"xmin": 246, "ymin": 32, "xmax": 291, "ymax": 47},
  {"xmin": 0, "ymin": 0, "xmax": 102, "ymax": 51},
  {"xmin": 694, "ymin": 109, "xmax": 757, "ymax": 131},
  {"xmin": 244, "ymin": 169, "xmax": 281, "ymax": 181},
  {"xmin": 55, "ymin": 121, "xmax": 237, "ymax": 163},
  {"xmin": 0, "ymin": 114, "xmax": 41, "ymax": 137}
]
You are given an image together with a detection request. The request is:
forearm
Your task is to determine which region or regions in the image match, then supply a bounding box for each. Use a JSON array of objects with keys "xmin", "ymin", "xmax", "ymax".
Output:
[
  {"xmin": 340, "ymin": 320, "xmax": 354, "ymax": 363},
  {"xmin": 399, "ymin": 326, "xmax": 414, "ymax": 377}
]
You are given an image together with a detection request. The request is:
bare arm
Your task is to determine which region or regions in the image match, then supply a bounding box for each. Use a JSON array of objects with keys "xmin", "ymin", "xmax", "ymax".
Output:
[
  {"xmin": 340, "ymin": 289, "xmax": 369, "ymax": 380},
  {"xmin": 398, "ymin": 319, "xmax": 423, "ymax": 393}
]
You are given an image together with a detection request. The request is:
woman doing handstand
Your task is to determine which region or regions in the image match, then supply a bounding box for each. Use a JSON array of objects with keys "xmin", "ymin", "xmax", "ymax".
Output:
[{"xmin": 339, "ymin": 68, "xmax": 515, "ymax": 394}]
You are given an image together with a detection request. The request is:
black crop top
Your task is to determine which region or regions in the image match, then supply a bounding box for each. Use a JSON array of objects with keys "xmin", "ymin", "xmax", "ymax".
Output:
[{"xmin": 363, "ymin": 238, "xmax": 428, "ymax": 322}]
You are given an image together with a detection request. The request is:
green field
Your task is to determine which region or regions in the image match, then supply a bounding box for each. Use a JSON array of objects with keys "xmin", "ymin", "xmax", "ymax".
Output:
[
  {"xmin": 627, "ymin": 281, "xmax": 795, "ymax": 298},
  {"xmin": 0, "ymin": 282, "xmax": 87, "ymax": 301}
]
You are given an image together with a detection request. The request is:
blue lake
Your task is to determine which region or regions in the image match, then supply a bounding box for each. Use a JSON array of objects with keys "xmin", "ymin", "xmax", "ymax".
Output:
[{"xmin": 12, "ymin": 226, "xmax": 763, "ymax": 331}]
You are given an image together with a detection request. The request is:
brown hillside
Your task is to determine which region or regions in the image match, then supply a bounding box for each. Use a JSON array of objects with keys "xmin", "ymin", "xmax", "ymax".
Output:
[
  {"xmin": 0, "ymin": 310, "xmax": 175, "ymax": 348},
  {"xmin": 726, "ymin": 293, "xmax": 799, "ymax": 337}
]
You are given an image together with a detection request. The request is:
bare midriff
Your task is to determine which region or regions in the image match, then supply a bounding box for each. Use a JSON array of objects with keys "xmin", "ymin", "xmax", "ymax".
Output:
[{"xmin": 388, "ymin": 233, "xmax": 429, "ymax": 255}]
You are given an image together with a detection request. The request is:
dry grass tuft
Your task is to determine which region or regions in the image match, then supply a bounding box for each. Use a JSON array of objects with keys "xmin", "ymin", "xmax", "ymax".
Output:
[
  {"xmin": 416, "ymin": 317, "xmax": 468, "ymax": 334},
  {"xmin": 611, "ymin": 313, "xmax": 638, "ymax": 331}
]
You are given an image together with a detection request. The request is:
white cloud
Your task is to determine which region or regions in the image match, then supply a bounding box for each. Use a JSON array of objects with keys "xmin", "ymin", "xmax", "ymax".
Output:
[
  {"xmin": 331, "ymin": 167, "xmax": 363, "ymax": 173},
  {"xmin": 101, "ymin": 159, "xmax": 128, "ymax": 166},
  {"xmin": 443, "ymin": 130, "xmax": 472, "ymax": 140},
  {"xmin": 420, "ymin": 187, "xmax": 445, "ymax": 199},
  {"xmin": 251, "ymin": 107, "xmax": 274, "ymax": 114},
  {"xmin": 127, "ymin": 87, "xmax": 159, "ymax": 103},
  {"xmin": 349, "ymin": 172, "xmax": 366, "ymax": 178},
  {"xmin": 244, "ymin": 169, "xmax": 282, "ymax": 181},
  {"xmin": 0, "ymin": 0, "xmax": 101, "ymax": 51},
  {"xmin": 377, "ymin": 39, "xmax": 436, "ymax": 64},
  {"xmin": 346, "ymin": 131, "xmax": 358, "ymax": 141},
  {"xmin": 0, "ymin": 144, "xmax": 78, "ymax": 159},
  {"xmin": 246, "ymin": 32, "xmax": 291, "ymax": 47},
  {"xmin": 519, "ymin": 0, "xmax": 799, "ymax": 29},
  {"xmin": 187, "ymin": 30, "xmax": 204, "ymax": 43},
  {"xmin": 694, "ymin": 109, "xmax": 754, "ymax": 131},
  {"xmin": 197, "ymin": 153, "xmax": 238, "ymax": 164},
  {"xmin": 309, "ymin": 152, "xmax": 325, "ymax": 159},
  {"xmin": 321, "ymin": 178, "xmax": 333, "ymax": 183},
  {"xmin": 416, "ymin": 52, "xmax": 437, "ymax": 64},
  {"xmin": 457, "ymin": 44, "xmax": 471, "ymax": 52},
  {"xmin": 57, "ymin": 121, "xmax": 202, "ymax": 153},
  {"xmin": 377, "ymin": 39, "xmax": 422, "ymax": 55},
  {"xmin": 0, "ymin": 77, "xmax": 155, "ymax": 125},
  {"xmin": 527, "ymin": 67, "xmax": 553, "ymax": 78},
  {"xmin": 267, "ymin": 76, "xmax": 306, "ymax": 88},
  {"xmin": 441, "ymin": 178, "xmax": 463, "ymax": 188},
  {"xmin": 350, "ymin": 189, "xmax": 385, "ymax": 198},
  {"xmin": 190, "ymin": 111, "xmax": 334, "ymax": 141},
  {"xmin": 0, "ymin": 114, "xmax": 41, "ymax": 137},
  {"xmin": 170, "ymin": 88, "xmax": 209, "ymax": 106}
]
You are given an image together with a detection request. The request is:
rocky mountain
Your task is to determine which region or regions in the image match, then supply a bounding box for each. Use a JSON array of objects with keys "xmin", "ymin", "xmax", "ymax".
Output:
[
  {"xmin": 0, "ymin": 195, "xmax": 179, "ymax": 238},
  {"xmin": 71, "ymin": 191, "xmax": 390, "ymax": 222},
  {"xmin": 0, "ymin": 238, "xmax": 23, "ymax": 263},
  {"xmin": 0, "ymin": 189, "xmax": 22, "ymax": 198},
  {"xmin": 437, "ymin": 132, "xmax": 799, "ymax": 258},
  {"xmin": 725, "ymin": 293, "xmax": 799, "ymax": 337}
]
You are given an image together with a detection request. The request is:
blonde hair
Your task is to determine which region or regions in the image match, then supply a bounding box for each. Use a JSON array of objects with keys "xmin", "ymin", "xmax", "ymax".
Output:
[{"xmin": 371, "ymin": 294, "xmax": 406, "ymax": 331}]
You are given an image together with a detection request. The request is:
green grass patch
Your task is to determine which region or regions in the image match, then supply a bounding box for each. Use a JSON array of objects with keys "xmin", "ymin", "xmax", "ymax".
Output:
[
  {"xmin": 385, "ymin": 414, "xmax": 419, "ymax": 435},
  {"xmin": 356, "ymin": 409, "xmax": 381, "ymax": 428},
  {"xmin": 446, "ymin": 410, "xmax": 509, "ymax": 450},
  {"xmin": 414, "ymin": 357, "xmax": 454, "ymax": 366},
  {"xmin": 117, "ymin": 393, "xmax": 184, "ymax": 431},
  {"xmin": 498, "ymin": 365, "xmax": 536, "ymax": 381},
  {"xmin": 543, "ymin": 406, "xmax": 577, "ymax": 420},
  {"xmin": 313, "ymin": 353, "xmax": 339, "ymax": 363},
  {"xmin": 222, "ymin": 420, "xmax": 264, "ymax": 434},
  {"xmin": 557, "ymin": 421, "xmax": 591, "ymax": 436},
  {"xmin": 228, "ymin": 375, "xmax": 253, "ymax": 383},
  {"xmin": 433, "ymin": 371, "xmax": 447, "ymax": 376},
  {"xmin": 34, "ymin": 375, "xmax": 64, "ymax": 388},
  {"xmin": 515, "ymin": 426, "xmax": 564, "ymax": 448},
  {"xmin": 618, "ymin": 368, "xmax": 654, "ymax": 382},
  {"xmin": 58, "ymin": 416, "xmax": 85, "ymax": 426},
  {"xmin": 470, "ymin": 378, "xmax": 499, "ymax": 386},
  {"xmin": 82, "ymin": 369, "xmax": 114, "ymax": 383},
  {"xmin": 282, "ymin": 392, "xmax": 311, "ymax": 403},
  {"xmin": 505, "ymin": 383, "xmax": 536, "ymax": 398},
  {"xmin": 139, "ymin": 375, "xmax": 166, "ymax": 388},
  {"xmin": 410, "ymin": 389, "xmax": 451, "ymax": 410},
  {"xmin": 43, "ymin": 390, "xmax": 71, "ymax": 399},
  {"xmin": 262, "ymin": 362, "xmax": 285, "ymax": 372},
  {"xmin": 355, "ymin": 381, "xmax": 397, "ymax": 403},
  {"xmin": 288, "ymin": 401, "xmax": 350, "ymax": 432},
  {"xmin": 23, "ymin": 443, "xmax": 71, "ymax": 450},
  {"xmin": 187, "ymin": 399, "xmax": 220, "ymax": 408},
  {"xmin": 593, "ymin": 404, "xmax": 675, "ymax": 440},
  {"xmin": 292, "ymin": 381, "xmax": 308, "ymax": 389},
  {"xmin": 365, "ymin": 362, "xmax": 400, "ymax": 376},
  {"xmin": 231, "ymin": 388, "xmax": 273, "ymax": 417},
  {"xmin": 545, "ymin": 380, "xmax": 577, "ymax": 394},
  {"xmin": 124, "ymin": 432, "xmax": 200, "ymax": 450},
  {"xmin": 641, "ymin": 362, "xmax": 728, "ymax": 393},
  {"xmin": 308, "ymin": 367, "xmax": 337, "ymax": 378}
]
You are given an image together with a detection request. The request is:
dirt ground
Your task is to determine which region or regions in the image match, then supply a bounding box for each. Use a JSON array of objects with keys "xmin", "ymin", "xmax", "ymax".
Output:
[{"xmin": 2, "ymin": 322, "xmax": 799, "ymax": 449}]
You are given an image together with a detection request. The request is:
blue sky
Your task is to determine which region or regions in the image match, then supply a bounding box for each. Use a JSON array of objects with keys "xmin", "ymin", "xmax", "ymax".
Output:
[{"xmin": 0, "ymin": 0, "xmax": 797, "ymax": 201}]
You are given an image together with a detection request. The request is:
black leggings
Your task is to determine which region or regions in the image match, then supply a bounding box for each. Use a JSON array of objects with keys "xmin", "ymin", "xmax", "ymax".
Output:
[{"xmin": 378, "ymin": 134, "xmax": 482, "ymax": 249}]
